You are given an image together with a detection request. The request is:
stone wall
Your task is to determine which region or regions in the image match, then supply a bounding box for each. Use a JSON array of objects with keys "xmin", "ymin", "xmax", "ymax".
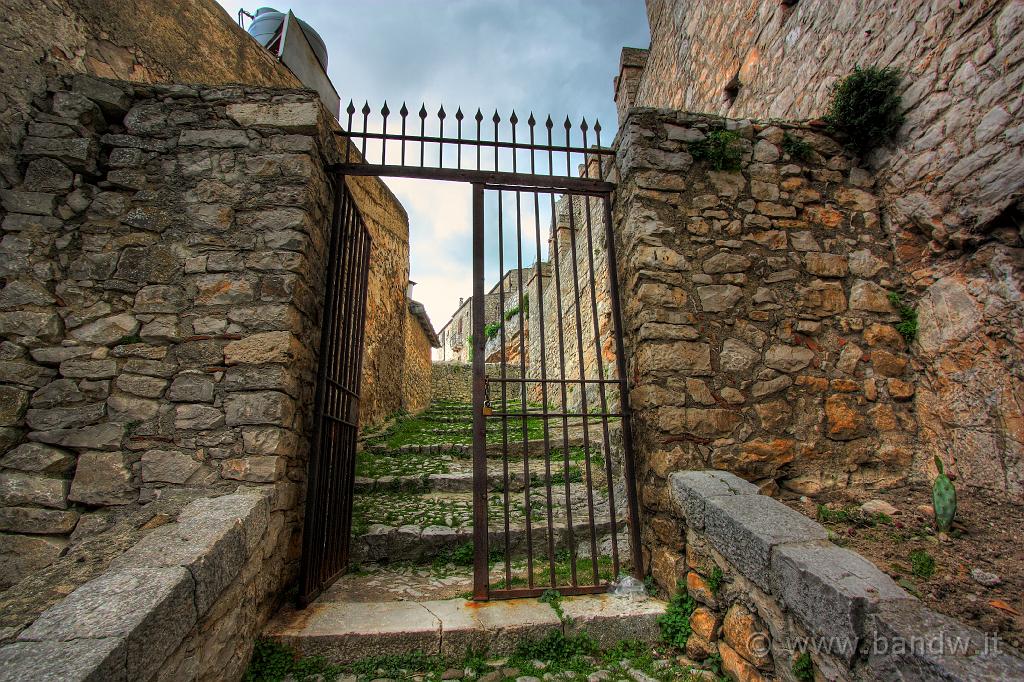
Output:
[
  {"xmin": 658, "ymin": 470, "xmax": 1024, "ymax": 681},
  {"xmin": 612, "ymin": 109, "xmax": 919, "ymax": 563},
  {"xmin": 621, "ymin": 0, "xmax": 1024, "ymax": 499},
  {"xmin": 402, "ymin": 306, "xmax": 433, "ymax": 415},
  {"xmin": 0, "ymin": 0, "xmax": 300, "ymax": 190},
  {"xmin": 431, "ymin": 362, "xmax": 521, "ymax": 404},
  {"xmin": 0, "ymin": 79, "xmax": 345, "ymax": 612}
]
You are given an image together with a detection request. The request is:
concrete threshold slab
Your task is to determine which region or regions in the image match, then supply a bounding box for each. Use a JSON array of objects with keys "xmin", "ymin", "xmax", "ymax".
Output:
[{"xmin": 265, "ymin": 594, "xmax": 666, "ymax": 664}]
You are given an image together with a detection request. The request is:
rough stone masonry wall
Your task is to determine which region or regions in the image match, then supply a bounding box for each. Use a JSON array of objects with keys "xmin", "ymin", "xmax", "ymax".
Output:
[
  {"xmin": 402, "ymin": 308, "xmax": 433, "ymax": 415},
  {"xmin": 628, "ymin": 0, "xmax": 1024, "ymax": 499},
  {"xmin": 0, "ymin": 77, "xmax": 346, "ymax": 650},
  {"xmin": 613, "ymin": 110, "xmax": 920, "ymax": 566},
  {"xmin": 658, "ymin": 470, "xmax": 1024, "ymax": 682}
]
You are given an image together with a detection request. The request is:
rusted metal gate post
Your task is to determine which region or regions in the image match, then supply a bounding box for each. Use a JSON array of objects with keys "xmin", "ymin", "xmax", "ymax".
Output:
[{"xmin": 298, "ymin": 176, "xmax": 372, "ymax": 605}]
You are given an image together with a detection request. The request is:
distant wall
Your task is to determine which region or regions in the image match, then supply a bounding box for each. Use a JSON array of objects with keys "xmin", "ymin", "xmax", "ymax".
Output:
[{"xmin": 402, "ymin": 309, "xmax": 433, "ymax": 414}]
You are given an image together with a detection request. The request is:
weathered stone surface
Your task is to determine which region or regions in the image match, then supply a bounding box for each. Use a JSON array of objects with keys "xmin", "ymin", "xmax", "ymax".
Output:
[
  {"xmin": 718, "ymin": 641, "xmax": 766, "ymax": 682},
  {"xmin": 669, "ymin": 470, "xmax": 758, "ymax": 530},
  {"xmin": 220, "ymin": 456, "xmax": 285, "ymax": 483},
  {"xmin": 106, "ymin": 394, "xmax": 160, "ymax": 423},
  {"xmin": 0, "ymin": 507, "xmax": 79, "ymax": 534},
  {"xmin": 141, "ymin": 450, "xmax": 201, "ymax": 484},
  {"xmin": 722, "ymin": 603, "xmax": 771, "ymax": 669},
  {"xmin": 870, "ymin": 349, "xmax": 907, "ymax": 377},
  {"xmin": 0, "ymin": 386, "xmax": 29, "ymax": 426},
  {"xmin": 179, "ymin": 129, "xmax": 250, "ymax": 148},
  {"xmin": 167, "ymin": 374, "xmax": 215, "ymax": 402},
  {"xmin": 750, "ymin": 375, "xmax": 791, "ymax": 398},
  {"xmin": 0, "ymin": 311, "xmax": 63, "ymax": 342},
  {"xmin": 224, "ymin": 391, "xmax": 294, "ymax": 426},
  {"xmin": 0, "ymin": 281, "xmax": 56, "ymax": 309},
  {"xmin": 226, "ymin": 101, "xmax": 321, "ymax": 132},
  {"xmin": 0, "ymin": 534, "xmax": 68, "ymax": 589},
  {"xmin": 0, "ymin": 190, "xmax": 56, "ymax": 216},
  {"xmin": 174, "ymin": 404, "xmax": 225, "ymax": 431},
  {"xmin": 796, "ymin": 280, "xmax": 847, "ymax": 317},
  {"xmin": 223, "ymin": 331, "xmax": 303, "ymax": 365},
  {"xmin": 133, "ymin": 285, "xmax": 185, "ymax": 314},
  {"xmin": 866, "ymin": 599, "xmax": 1024, "ymax": 681},
  {"xmin": 22, "ymin": 158, "xmax": 74, "ymax": 193},
  {"xmin": 703, "ymin": 252, "xmax": 752, "ymax": 274},
  {"xmin": 194, "ymin": 274, "xmax": 255, "ymax": 305},
  {"xmin": 771, "ymin": 541, "xmax": 908, "ymax": 662},
  {"xmin": 30, "ymin": 423, "xmax": 124, "ymax": 450},
  {"xmin": 703, "ymin": 493, "xmax": 827, "ymax": 591},
  {"xmin": 848, "ymin": 249, "xmax": 886, "ymax": 277},
  {"xmin": 690, "ymin": 606, "xmax": 719, "ymax": 642},
  {"xmin": 18, "ymin": 566, "xmax": 196, "ymax": 682},
  {"xmin": 0, "ymin": 442, "xmax": 75, "ymax": 474},
  {"xmin": 0, "ymin": 639, "xmax": 127, "ymax": 682},
  {"xmin": 697, "ymin": 285, "xmax": 743, "ymax": 312},
  {"xmin": 825, "ymin": 394, "xmax": 866, "ymax": 441},
  {"xmin": 25, "ymin": 402, "xmax": 105, "ymax": 430},
  {"xmin": 849, "ymin": 280, "xmax": 894, "ymax": 313},
  {"xmin": 763, "ymin": 344, "xmax": 814, "ymax": 373},
  {"xmin": 59, "ymin": 358, "xmax": 118, "ymax": 379},
  {"xmin": 68, "ymin": 451, "xmax": 136, "ymax": 505},
  {"xmin": 0, "ymin": 361, "xmax": 57, "ymax": 389},
  {"xmin": 719, "ymin": 338, "xmax": 759, "ymax": 373},
  {"xmin": 114, "ymin": 245, "xmax": 179, "ymax": 284},
  {"xmin": 0, "ymin": 471, "xmax": 69, "ymax": 509},
  {"xmin": 115, "ymin": 373, "xmax": 169, "ymax": 399},
  {"xmin": 804, "ymin": 252, "xmax": 848, "ymax": 278},
  {"xmin": 241, "ymin": 427, "xmax": 298, "ymax": 455}
]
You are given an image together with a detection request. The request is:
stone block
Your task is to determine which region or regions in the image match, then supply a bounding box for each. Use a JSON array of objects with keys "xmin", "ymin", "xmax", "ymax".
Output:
[
  {"xmin": 0, "ymin": 190, "xmax": 56, "ymax": 216},
  {"xmin": 174, "ymin": 404, "xmax": 225, "ymax": 431},
  {"xmin": 241, "ymin": 426, "xmax": 299, "ymax": 455},
  {"xmin": 25, "ymin": 402, "xmax": 106, "ymax": 431},
  {"xmin": 18, "ymin": 566, "xmax": 195, "ymax": 682},
  {"xmin": 0, "ymin": 385, "xmax": 29, "ymax": 425},
  {"xmin": 59, "ymin": 358, "xmax": 118, "ymax": 379},
  {"xmin": 0, "ymin": 311, "xmax": 63, "ymax": 342},
  {"xmin": 226, "ymin": 101, "xmax": 322, "ymax": 133},
  {"xmin": 697, "ymin": 285, "xmax": 743, "ymax": 312},
  {"xmin": 72, "ymin": 75, "xmax": 132, "ymax": 115},
  {"xmin": 0, "ymin": 637, "xmax": 127, "ymax": 682},
  {"xmin": 21, "ymin": 136, "xmax": 98, "ymax": 172},
  {"xmin": 0, "ymin": 534, "xmax": 68, "ymax": 588},
  {"xmin": 29, "ymin": 423, "xmax": 124, "ymax": 450},
  {"xmin": 703, "ymin": 493, "xmax": 827, "ymax": 592},
  {"xmin": 224, "ymin": 391, "xmax": 294, "ymax": 426},
  {"xmin": 669, "ymin": 470, "xmax": 758, "ymax": 530},
  {"xmin": 0, "ymin": 506, "xmax": 79, "ymax": 534},
  {"xmin": 866, "ymin": 599, "xmax": 1024, "ymax": 681},
  {"xmin": 68, "ymin": 451, "xmax": 136, "ymax": 505},
  {"xmin": 22, "ymin": 158, "xmax": 74, "ymax": 193},
  {"xmin": 764, "ymin": 344, "xmax": 815, "ymax": 373},
  {"xmin": 805, "ymin": 252, "xmax": 848, "ymax": 278},
  {"xmin": 223, "ymin": 331, "xmax": 303, "ymax": 365},
  {"xmin": 722, "ymin": 603, "xmax": 772, "ymax": 669},
  {"xmin": 771, "ymin": 541, "xmax": 908, "ymax": 662},
  {"xmin": 167, "ymin": 374, "xmax": 215, "ymax": 403},
  {"xmin": 178, "ymin": 129, "xmax": 250, "ymax": 148},
  {"xmin": 0, "ymin": 442, "xmax": 75, "ymax": 474},
  {"xmin": 115, "ymin": 373, "xmax": 168, "ymax": 399},
  {"xmin": 177, "ymin": 491, "xmax": 270, "ymax": 555},
  {"xmin": 141, "ymin": 450, "xmax": 201, "ymax": 484},
  {"xmin": 221, "ymin": 456, "xmax": 285, "ymax": 483},
  {"xmin": 114, "ymin": 246, "xmax": 179, "ymax": 284},
  {"xmin": 850, "ymin": 280, "xmax": 894, "ymax": 313},
  {"xmin": 134, "ymin": 285, "xmax": 185, "ymax": 314},
  {"xmin": 718, "ymin": 641, "xmax": 766, "ymax": 682},
  {"xmin": 0, "ymin": 471, "xmax": 69, "ymax": 509},
  {"xmin": 111, "ymin": 510, "xmax": 248, "ymax": 616},
  {"xmin": 106, "ymin": 395, "xmax": 159, "ymax": 423}
]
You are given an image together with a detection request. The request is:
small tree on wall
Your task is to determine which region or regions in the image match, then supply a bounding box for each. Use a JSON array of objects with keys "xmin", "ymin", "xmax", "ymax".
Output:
[{"xmin": 825, "ymin": 65, "xmax": 905, "ymax": 156}]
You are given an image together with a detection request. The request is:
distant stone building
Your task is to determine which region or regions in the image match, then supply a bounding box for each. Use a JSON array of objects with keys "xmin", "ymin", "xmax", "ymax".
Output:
[{"xmin": 436, "ymin": 268, "xmax": 527, "ymax": 363}]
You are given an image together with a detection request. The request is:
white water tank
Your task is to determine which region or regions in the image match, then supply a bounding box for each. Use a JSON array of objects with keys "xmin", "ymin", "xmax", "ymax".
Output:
[{"xmin": 247, "ymin": 7, "xmax": 329, "ymax": 69}]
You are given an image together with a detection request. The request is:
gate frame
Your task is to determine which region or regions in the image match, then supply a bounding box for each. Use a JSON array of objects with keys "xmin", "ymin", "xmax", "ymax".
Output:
[{"xmin": 302, "ymin": 104, "xmax": 644, "ymax": 602}]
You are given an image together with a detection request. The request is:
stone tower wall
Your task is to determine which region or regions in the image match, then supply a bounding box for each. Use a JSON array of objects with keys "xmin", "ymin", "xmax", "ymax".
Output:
[{"xmin": 619, "ymin": 0, "xmax": 1024, "ymax": 499}]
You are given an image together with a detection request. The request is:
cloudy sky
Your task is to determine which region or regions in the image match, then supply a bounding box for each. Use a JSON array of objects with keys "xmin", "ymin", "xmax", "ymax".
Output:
[{"xmin": 215, "ymin": 0, "xmax": 650, "ymax": 336}]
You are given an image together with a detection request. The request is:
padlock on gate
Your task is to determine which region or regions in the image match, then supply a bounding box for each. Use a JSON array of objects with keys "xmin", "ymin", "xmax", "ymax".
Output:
[{"xmin": 482, "ymin": 380, "xmax": 493, "ymax": 416}]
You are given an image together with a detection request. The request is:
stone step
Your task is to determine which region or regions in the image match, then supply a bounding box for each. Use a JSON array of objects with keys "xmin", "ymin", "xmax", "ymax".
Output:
[
  {"xmin": 354, "ymin": 458, "xmax": 611, "ymax": 494},
  {"xmin": 352, "ymin": 517, "xmax": 628, "ymax": 564},
  {"xmin": 264, "ymin": 594, "xmax": 665, "ymax": 664},
  {"xmin": 367, "ymin": 433, "xmax": 595, "ymax": 458}
]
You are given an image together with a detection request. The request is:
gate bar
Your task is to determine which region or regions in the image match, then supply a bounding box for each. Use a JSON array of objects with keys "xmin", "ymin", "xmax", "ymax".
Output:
[
  {"xmin": 331, "ymin": 164, "xmax": 614, "ymax": 194},
  {"xmin": 471, "ymin": 183, "xmax": 489, "ymax": 601}
]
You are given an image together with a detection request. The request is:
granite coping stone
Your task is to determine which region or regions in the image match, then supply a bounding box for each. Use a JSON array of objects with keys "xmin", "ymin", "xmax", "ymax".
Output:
[
  {"xmin": 668, "ymin": 470, "xmax": 759, "ymax": 530},
  {"xmin": 0, "ymin": 638, "xmax": 128, "ymax": 682},
  {"xmin": 770, "ymin": 541, "xmax": 910, "ymax": 663},
  {"xmin": 703, "ymin": 492, "xmax": 828, "ymax": 593},
  {"xmin": 866, "ymin": 599, "xmax": 1024, "ymax": 681},
  {"xmin": 17, "ymin": 566, "xmax": 194, "ymax": 682}
]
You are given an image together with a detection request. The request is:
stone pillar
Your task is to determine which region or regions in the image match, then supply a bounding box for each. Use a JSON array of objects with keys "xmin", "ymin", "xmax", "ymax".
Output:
[{"xmin": 614, "ymin": 47, "xmax": 650, "ymax": 127}]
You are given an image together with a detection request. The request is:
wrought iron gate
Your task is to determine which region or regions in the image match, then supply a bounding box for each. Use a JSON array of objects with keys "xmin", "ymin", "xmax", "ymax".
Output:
[
  {"xmin": 330, "ymin": 100, "xmax": 642, "ymax": 600},
  {"xmin": 298, "ymin": 177, "xmax": 372, "ymax": 605}
]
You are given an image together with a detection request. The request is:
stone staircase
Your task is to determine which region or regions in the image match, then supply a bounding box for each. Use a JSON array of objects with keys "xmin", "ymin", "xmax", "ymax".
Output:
[{"xmin": 262, "ymin": 400, "xmax": 663, "ymax": 667}]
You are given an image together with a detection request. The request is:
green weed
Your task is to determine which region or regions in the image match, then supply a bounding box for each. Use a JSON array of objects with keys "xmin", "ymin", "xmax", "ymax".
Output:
[
  {"xmin": 688, "ymin": 130, "xmax": 744, "ymax": 171},
  {"xmin": 826, "ymin": 65, "xmax": 905, "ymax": 155}
]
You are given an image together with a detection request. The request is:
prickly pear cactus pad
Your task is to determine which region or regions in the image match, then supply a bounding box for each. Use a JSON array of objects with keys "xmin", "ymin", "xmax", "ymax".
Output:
[{"xmin": 932, "ymin": 457, "xmax": 957, "ymax": 533}]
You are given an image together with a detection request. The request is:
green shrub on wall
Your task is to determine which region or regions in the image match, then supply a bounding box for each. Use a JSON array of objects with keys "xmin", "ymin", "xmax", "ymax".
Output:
[
  {"xmin": 688, "ymin": 130, "xmax": 743, "ymax": 170},
  {"xmin": 826, "ymin": 65, "xmax": 905, "ymax": 156}
]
